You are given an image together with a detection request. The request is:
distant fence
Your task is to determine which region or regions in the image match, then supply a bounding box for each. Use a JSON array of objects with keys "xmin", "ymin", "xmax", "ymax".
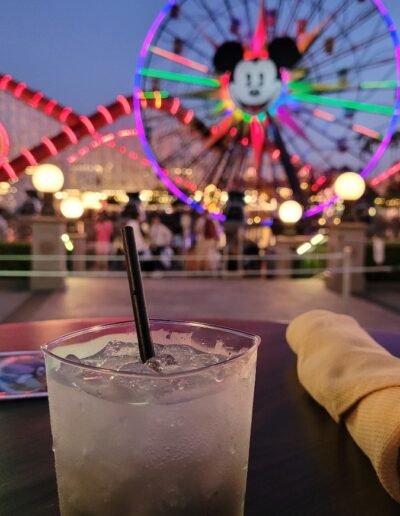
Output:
[{"xmin": 0, "ymin": 250, "xmax": 399, "ymax": 314}]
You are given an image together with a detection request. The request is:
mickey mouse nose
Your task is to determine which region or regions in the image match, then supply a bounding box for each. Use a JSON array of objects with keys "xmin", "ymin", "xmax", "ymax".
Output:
[{"xmin": 249, "ymin": 89, "xmax": 260, "ymax": 96}]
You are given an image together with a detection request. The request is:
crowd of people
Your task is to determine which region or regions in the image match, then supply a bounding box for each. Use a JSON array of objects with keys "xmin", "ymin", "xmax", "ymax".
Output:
[{"xmin": 86, "ymin": 203, "xmax": 226, "ymax": 273}]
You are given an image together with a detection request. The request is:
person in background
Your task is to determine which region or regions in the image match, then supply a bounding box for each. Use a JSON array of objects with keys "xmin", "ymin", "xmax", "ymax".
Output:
[
  {"xmin": 124, "ymin": 206, "xmax": 151, "ymax": 271},
  {"xmin": 149, "ymin": 214, "xmax": 173, "ymax": 270},
  {"xmin": 94, "ymin": 211, "xmax": 113, "ymax": 271},
  {"xmin": 0, "ymin": 208, "xmax": 9, "ymax": 241},
  {"xmin": 191, "ymin": 214, "xmax": 221, "ymax": 271}
]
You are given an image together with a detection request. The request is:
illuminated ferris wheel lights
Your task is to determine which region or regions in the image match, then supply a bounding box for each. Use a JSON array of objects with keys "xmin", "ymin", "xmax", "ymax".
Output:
[{"xmin": 293, "ymin": 92, "xmax": 395, "ymax": 116}]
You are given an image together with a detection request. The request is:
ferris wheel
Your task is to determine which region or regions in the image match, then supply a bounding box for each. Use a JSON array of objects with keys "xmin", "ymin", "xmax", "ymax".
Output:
[{"xmin": 135, "ymin": 0, "xmax": 400, "ymax": 218}]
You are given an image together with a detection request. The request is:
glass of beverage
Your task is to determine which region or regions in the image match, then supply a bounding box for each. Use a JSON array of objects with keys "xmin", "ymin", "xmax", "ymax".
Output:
[{"xmin": 42, "ymin": 319, "xmax": 260, "ymax": 516}]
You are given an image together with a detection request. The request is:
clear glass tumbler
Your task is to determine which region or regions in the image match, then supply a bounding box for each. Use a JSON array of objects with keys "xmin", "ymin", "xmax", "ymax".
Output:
[{"xmin": 42, "ymin": 320, "xmax": 260, "ymax": 516}]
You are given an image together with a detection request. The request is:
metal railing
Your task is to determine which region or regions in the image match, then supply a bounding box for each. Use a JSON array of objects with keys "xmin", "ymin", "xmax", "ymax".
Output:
[{"xmin": 0, "ymin": 249, "xmax": 399, "ymax": 313}]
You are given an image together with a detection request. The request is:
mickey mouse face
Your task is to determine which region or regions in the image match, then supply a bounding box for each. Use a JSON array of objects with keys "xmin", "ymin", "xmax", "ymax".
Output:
[
  {"xmin": 229, "ymin": 59, "xmax": 281, "ymax": 113},
  {"xmin": 213, "ymin": 38, "xmax": 302, "ymax": 115}
]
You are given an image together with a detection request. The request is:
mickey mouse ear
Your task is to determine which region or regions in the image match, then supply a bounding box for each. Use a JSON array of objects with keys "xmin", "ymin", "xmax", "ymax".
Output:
[
  {"xmin": 213, "ymin": 41, "xmax": 244, "ymax": 74},
  {"xmin": 268, "ymin": 37, "xmax": 302, "ymax": 69}
]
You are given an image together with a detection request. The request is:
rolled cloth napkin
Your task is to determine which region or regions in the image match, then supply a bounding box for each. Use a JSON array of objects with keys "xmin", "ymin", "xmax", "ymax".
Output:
[{"xmin": 286, "ymin": 310, "xmax": 400, "ymax": 503}]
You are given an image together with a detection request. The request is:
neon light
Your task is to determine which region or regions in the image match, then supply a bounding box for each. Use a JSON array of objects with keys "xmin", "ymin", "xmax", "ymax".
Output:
[
  {"xmin": 21, "ymin": 149, "xmax": 37, "ymax": 166},
  {"xmin": 140, "ymin": 68, "xmax": 219, "ymax": 88},
  {"xmin": 150, "ymin": 46, "xmax": 209, "ymax": 73},
  {"xmin": 2, "ymin": 161, "xmax": 17, "ymax": 180},
  {"xmin": 59, "ymin": 107, "xmax": 73, "ymax": 122},
  {"xmin": 117, "ymin": 129, "xmax": 137, "ymax": 137},
  {"xmin": 44, "ymin": 99, "xmax": 58, "ymax": 115},
  {"xmin": 31, "ymin": 92, "xmax": 44, "ymax": 107},
  {"xmin": 251, "ymin": 0, "xmax": 268, "ymax": 58},
  {"xmin": 0, "ymin": 123, "xmax": 10, "ymax": 167},
  {"xmin": 272, "ymin": 149, "xmax": 281, "ymax": 160},
  {"xmin": 119, "ymin": 146, "xmax": 127, "ymax": 153},
  {"xmin": 62, "ymin": 126, "xmax": 78, "ymax": 145},
  {"xmin": 370, "ymin": 161, "xmax": 400, "ymax": 185},
  {"xmin": 312, "ymin": 109, "xmax": 335, "ymax": 122},
  {"xmin": 101, "ymin": 133, "xmax": 115, "ymax": 143},
  {"xmin": 134, "ymin": 0, "xmax": 220, "ymax": 219},
  {"xmin": 117, "ymin": 95, "xmax": 132, "ymax": 114},
  {"xmin": 129, "ymin": 151, "xmax": 138, "ymax": 160},
  {"xmin": 137, "ymin": 90, "xmax": 169, "ymax": 99},
  {"xmin": 78, "ymin": 146, "xmax": 89, "ymax": 156},
  {"xmin": 293, "ymin": 92, "xmax": 394, "ymax": 115},
  {"xmin": 97, "ymin": 105, "xmax": 114, "ymax": 124},
  {"xmin": 360, "ymin": 80, "xmax": 397, "ymax": 89},
  {"xmin": 352, "ymin": 124, "xmax": 382, "ymax": 140},
  {"xmin": 14, "ymin": 82, "xmax": 26, "ymax": 98},
  {"xmin": 154, "ymin": 91, "xmax": 162, "ymax": 109},
  {"xmin": 0, "ymin": 75, "xmax": 12, "ymax": 90},
  {"xmin": 79, "ymin": 116, "xmax": 96, "ymax": 135},
  {"xmin": 41, "ymin": 137, "xmax": 58, "ymax": 156},
  {"xmin": 170, "ymin": 97, "xmax": 180, "ymax": 115},
  {"xmin": 183, "ymin": 110, "xmax": 194, "ymax": 124}
]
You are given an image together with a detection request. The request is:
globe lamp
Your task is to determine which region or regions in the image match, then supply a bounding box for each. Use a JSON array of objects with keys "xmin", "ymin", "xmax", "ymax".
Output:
[
  {"xmin": 32, "ymin": 164, "xmax": 64, "ymax": 215},
  {"xmin": 60, "ymin": 197, "xmax": 84, "ymax": 219},
  {"xmin": 333, "ymin": 172, "xmax": 365, "ymax": 201},
  {"xmin": 278, "ymin": 200, "xmax": 303, "ymax": 224}
]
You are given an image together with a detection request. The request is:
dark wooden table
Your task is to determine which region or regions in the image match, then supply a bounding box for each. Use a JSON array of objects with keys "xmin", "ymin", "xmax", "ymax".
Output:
[{"xmin": 0, "ymin": 318, "xmax": 399, "ymax": 516}]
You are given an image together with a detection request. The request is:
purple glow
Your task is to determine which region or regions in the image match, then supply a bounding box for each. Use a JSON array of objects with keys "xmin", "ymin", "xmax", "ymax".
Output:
[
  {"xmin": 134, "ymin": 0, "xmax": 226, "ymax": 221},
  {"xmin": 304, "ymin": 0, "xmax": 400, "ymax": 218},
  {"xmin": 135, "ymin": 0, "xmax": 400, "ymax": 222}
]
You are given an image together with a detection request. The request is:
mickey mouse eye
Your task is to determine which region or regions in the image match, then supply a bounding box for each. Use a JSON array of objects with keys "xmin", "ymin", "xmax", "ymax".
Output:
[
  {"xmin": 246, "ymin": 73, "xmax": 251, "ymax": 86},
  {"xmin": 259, "ymin": 73, "xmax": 264, "ymax": 87}
]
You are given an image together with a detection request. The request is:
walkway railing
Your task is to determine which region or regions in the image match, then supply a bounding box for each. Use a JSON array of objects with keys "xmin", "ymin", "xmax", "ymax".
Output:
[{"xmin": 0, "ymin": 250, "xmax": 399, "ymax": 313}]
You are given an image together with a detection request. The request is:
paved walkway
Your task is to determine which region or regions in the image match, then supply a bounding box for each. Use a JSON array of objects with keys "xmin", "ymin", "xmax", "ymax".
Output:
[{"xmin": 1, "ymin": 277, "xmax": 399, "ymax": 332}]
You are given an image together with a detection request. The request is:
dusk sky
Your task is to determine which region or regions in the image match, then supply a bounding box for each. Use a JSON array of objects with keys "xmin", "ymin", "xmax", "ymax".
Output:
[
  {"xmin": 1, "ymin": 0, "xmax": 400, "ymax": 116},
  {"xmin": 1, "ymin": 0, "xmax": 166, "ymax": 113}
]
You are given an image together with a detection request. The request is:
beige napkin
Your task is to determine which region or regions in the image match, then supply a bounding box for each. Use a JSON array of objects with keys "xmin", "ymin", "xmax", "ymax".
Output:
[{"xmin": 286, "ymin": 310, "xmax": 400, "ymax": 503}]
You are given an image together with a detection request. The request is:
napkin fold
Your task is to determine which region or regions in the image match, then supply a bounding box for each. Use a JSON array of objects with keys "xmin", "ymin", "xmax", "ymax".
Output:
[{"xmin": 286, "ymin": 310, "xmax": 400, "ymax": 503}]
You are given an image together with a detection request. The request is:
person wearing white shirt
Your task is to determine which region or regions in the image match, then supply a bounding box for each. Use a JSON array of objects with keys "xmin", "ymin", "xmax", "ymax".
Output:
[{"xmin": 149, "ymin": 215, "xmax": 173, "ymax": 270}]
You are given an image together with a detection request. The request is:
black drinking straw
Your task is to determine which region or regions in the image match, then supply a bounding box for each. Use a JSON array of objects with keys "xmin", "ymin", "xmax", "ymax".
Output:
[{"xmin": 122, "ymin": 226, "xmax": 155, "ymax": 363}]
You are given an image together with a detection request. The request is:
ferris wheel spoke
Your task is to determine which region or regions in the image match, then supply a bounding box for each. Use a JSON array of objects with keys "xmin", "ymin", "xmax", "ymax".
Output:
[
  {"xmin": 306, "ymin": 29, "xmax": 390, "ymax": 73},
  {"xmin": 141, "ymin": 68, "xmax": 219, "ymax": 88},
  {"xmin": 288, "ymin": 77, "xmax": 397, "ymax": 95},
  {"xmin": 310, "ymin": 56, "xmax": 397, "ymax": 83},
  {"xmin": 283, "ymin": 0, "xmax": 305, "ymax": 37},
  {"xmin": 268, "ymin": 117, "xmax": 304, "ymax": 203},
  {"xmin": 149, "ymin": 46, "xmax": 210, "ymax": 73},
  {"xmin": 210, "ymin": 145, "xmax": 238, "ymax": 188},
  {"xmin": 162, "ymin": 27, "xmax": 211, "ymax": 61},
  {"xmin": 180, "ymin": 11, "xmax": 219, "ymax": 49},
  {"xmin": 292, "ymin": 92, "xmax": 395, "ymax": 116},
  {"xmin": 159, "ymin": 132, "xmax": 206, "ymax": 168},
  {"xmin": 197, "ymin": 0, "xmax": 228, "ymax": 39},
  {"xmin": 305, "ymin": 106, "xmax": 383, "ymax": 142},
  {"xmin": 295, "ymin": 109, "xmax": 366, "ymax": 163},
  {"xmin": 304, "ymin": 5, "xmax": 378, "ymax": 64},
  {"xmin": 276, "ymin": 106, "xmax": 313, "ymax": 144},
  {"xmin": 198, "ymin": 148, "xmax": 229, "ymax": 188},
  {"xmin": 241, "ymin": 0, "xmax": 254, "ymax": 43},
  {"xmin": 225, "ymin": 146, "xmax": 248, "ymax": 192}
]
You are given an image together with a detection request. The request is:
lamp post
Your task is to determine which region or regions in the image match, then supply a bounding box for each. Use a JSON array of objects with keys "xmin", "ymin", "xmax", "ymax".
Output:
[
  {"xmin": 275, "ymin": 200, "xmax": 307, "ymax": 278},
  {"xmin": 333, "ymin": 171, "xmax": 366, "ymax": 222},
  {"xmin": 60, "ymin": 196, "xmax": 87, "ymax": 272},
  {"xmin": 32, "ymin": 163, "xmax": 64, "ymax": 215},
  {"xmin": 30, "ymin": 164, "xmax": 66, "ymax": 291},
  {"xmin": 278, "ymin": 200, "xmax": 303, "ymax": 225},
  {"xmin": 327, "ymin": 171, "xmax": 367, "ymax": 294}
]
